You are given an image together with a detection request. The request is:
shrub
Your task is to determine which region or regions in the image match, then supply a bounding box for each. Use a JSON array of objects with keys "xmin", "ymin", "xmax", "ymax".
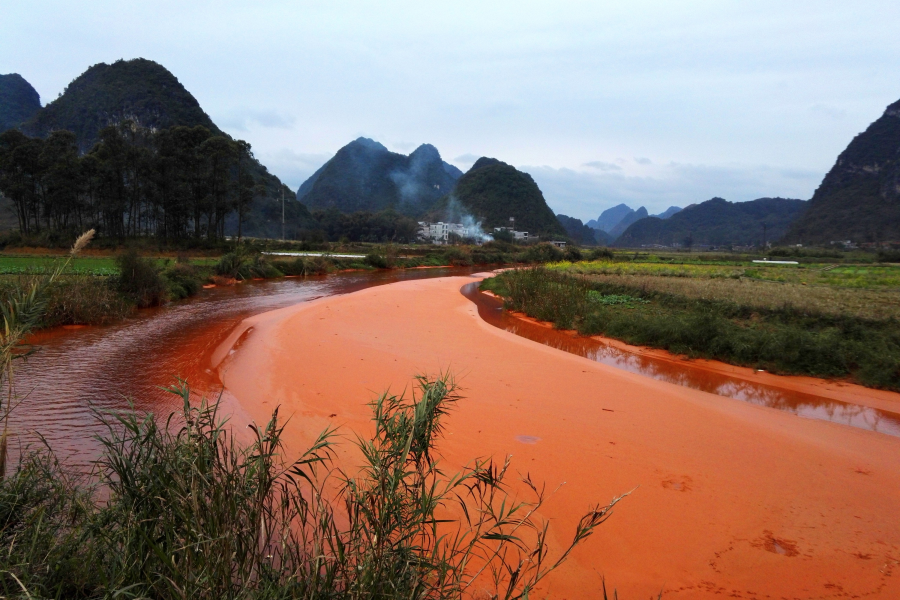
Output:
[
  {"xmin": 364, "ymin": 252, "xmax": 392, "ymax": 269},
  {"xmin": 42, "ymin": 276, "xmax": 132, "ymax": 325},
  {"xmin": 161, "ymin": 263, "xmax": 203, "ymax": 300},
  {"xmin": 588, "ymin": 247, "xmax": 615, "ymax": 261},
  {"xmin": 564, "ymin": 247, "xmax": 583, "ymax": 262},
  {"xmin": 114, "ymin": 250, "xmax": 167, "ymax": 307},
  {"xmin": 215, "ymin": 251, "xmax": 248, "ymax": 279},
  {"xmin": 521, "ymin": 243, "xmax": 565, "ymax": 264}
]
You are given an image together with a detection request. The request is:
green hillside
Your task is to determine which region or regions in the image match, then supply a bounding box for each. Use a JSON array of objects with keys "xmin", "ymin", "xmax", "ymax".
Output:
[
  {"xmin": 784, "ymin": 98, "xmax": 900, "ymax": 244},
  {"xmin": 441, "ymin": 158, "xmax": 566, "ymax": 237},
  {"xmin": 22, "ymin": 58, "xmax": 221, "ymax": 152},
  {"xmin": 3, "ymin": 59, "xmax": 308, "ymax": 239},
  {"xmin": 614, "ymin": 197, "xmax": 807, "ymax": 248},
  {"xmin": 0, "ymin": 74, "xmax": 41, "ymax": 132},
  {"xmin": 557, "ymin": 214, "xmax": 603, "ymax": 245}
]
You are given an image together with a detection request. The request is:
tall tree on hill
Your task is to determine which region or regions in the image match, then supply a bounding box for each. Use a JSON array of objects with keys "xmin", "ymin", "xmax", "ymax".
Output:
[{"xmin": 0, "ymin": 122, "xmax": 267, "ymax": 242}]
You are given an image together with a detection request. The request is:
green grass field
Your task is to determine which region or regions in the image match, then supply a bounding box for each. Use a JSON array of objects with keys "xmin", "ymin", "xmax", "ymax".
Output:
[{"xmin": 0, "ymin": 255, "xmax": 220, "ymax": 276}]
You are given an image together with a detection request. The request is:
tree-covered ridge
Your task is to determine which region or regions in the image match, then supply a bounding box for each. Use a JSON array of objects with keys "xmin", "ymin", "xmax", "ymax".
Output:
[
  {"xmin": 444, "ymin": 158, "xmax": 566, "ymax": 237},
  {"xmin": 297, "ymin": 138, "xmax": 462, "ymax": 216},
  {"xmin": 0, "ymin": 74, "xmax": 41, "ymax": 133},
  {"xmin": 614, "ymin": 197, "xmax": 807, "ymax": 248},
  {"xmin": 21, "ymin": 59, "xmax": 221, "ymax": 153},
  {"xmin": 556, "ymin": 214, "xmax": 602, "ymax": 245},
  {"xmin": 784, "ymin": 98, "xmax": 900, "ymax": 244},
  {"xmin": 0, "ymin": 123, "xmax": 307, "ymax": 240}
]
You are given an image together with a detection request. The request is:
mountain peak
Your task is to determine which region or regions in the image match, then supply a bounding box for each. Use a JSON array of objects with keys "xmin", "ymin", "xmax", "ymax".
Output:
[
  {"xmin": 785, "ymin": 94, "xmax": 900, "ymax": 243},
  {"xmin": 21, "ymin": 58, "xmax": 219, "ymax": 151},
  {"xmin": 409, "ymin": 143, "xmax": 441, "ymax": 162},
  {"xmin": 469, "ymin": 157, "xmax": 505, "ymax": 172},
  {"xmin": 350, "ymin": 137, "xmax": 389, "ymax": 152},
  {"xmin": 0, "ymin": 73, "xmax": 41, "ymax": 132},
  {"xmin": 297, "ymin": 138, "xmax": 462, "ymax": 215}
]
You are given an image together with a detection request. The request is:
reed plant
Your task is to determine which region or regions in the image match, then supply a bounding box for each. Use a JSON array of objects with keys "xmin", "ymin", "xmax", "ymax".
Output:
[
  {"xmin": 0, "ymin": 229, "xmax": 95, "ymax": 477},
  {"xmin": 0, "ymin": 376, "xmax": 628, "ymax": 599}
]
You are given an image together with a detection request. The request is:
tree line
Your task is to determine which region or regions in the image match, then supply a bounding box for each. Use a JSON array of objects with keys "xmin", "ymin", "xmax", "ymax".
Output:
[{"xmin": 0, "ymin": 122, "xmax": 258, "ymax": 240}]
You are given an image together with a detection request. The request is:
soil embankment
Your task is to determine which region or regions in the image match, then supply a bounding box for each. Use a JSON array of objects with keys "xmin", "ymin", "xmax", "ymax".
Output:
[{"xmin": 217, "ymin": 275, "xmax": 900, "ymax": 599}]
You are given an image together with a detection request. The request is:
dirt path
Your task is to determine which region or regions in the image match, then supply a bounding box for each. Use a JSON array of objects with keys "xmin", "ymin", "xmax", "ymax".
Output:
[{"xmin": 217, "ymin": 275, "xmax": 900, "ymax": 599}]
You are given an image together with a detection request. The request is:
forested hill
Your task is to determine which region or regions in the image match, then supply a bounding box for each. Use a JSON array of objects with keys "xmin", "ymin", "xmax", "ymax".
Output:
[
  {"xmin": 1, "ymin": 58, "xmax": 310, "ymax": 240},
  {"xmin": 0, "ymin": 74, "xmax": 41, "ymax": 133},
  {"xmin": 556, "ymin": 214, "xmax": 609, "ymax": 245},
  {"xmin": 297, "ymin": 138, "xmax": 462, "ymax": 216},
  {"xmin": 21, "ymin": 59, "xmax": 221, "ymax": 152},
  {"xmin": 784, "ymin": 98, "xmax": 900, "ymax": 244},
  {"xmin": 435, "ymin": 157, "xmax": 566, "ymax": 237},
  {"xmin": 614, "ymin": 197, "xmax": 807, "ymax": 248}
]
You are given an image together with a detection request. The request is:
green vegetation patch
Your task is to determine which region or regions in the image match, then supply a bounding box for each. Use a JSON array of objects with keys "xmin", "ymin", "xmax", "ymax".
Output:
[{"xmin": 484, "ymin": 267, "xmax": 900, "ymax": 391}]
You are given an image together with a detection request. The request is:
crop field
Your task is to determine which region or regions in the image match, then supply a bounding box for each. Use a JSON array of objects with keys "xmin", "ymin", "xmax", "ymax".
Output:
[
  {"xmin": 552, "ymin": 259, "xmax": 900, "ymax": 289},
  {"xmin": 0, "ymin": 254, "xmax": 219, "ymax": 276},
  {"xmin": 484, "ymin": 260, "xmax": 900, "ymax": 390}
]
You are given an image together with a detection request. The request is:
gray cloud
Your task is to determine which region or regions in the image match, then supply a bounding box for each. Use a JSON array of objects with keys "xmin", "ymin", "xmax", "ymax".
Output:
[
  {"xmin": 583, "ymin": 161, "xmax": 622, "ymax": 171},
  {"xmin": 3, "ymin": 0, "xmax": 898, "ymax": 212},
  {"xmin": 258, "ymin": 148, "xmax": 331, "ymax": 191},
  {"xmin": 218, "ymin": 109, "xmax": 296, "ymax": 132}
]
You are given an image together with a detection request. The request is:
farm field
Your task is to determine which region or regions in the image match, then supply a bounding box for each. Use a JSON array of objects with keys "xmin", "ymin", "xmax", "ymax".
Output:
[{"xmin": 483, "ymin": 259, "xmax": 900, "ymax": 390}]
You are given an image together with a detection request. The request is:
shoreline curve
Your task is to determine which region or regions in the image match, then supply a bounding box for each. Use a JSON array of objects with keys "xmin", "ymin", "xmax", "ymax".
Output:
[{"xmin": 215, "ymin": 274, "xmax": 900, "ymax": 599}]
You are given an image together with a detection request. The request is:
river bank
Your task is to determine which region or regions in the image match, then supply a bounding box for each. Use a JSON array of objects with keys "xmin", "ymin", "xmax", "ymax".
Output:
[{"xmin": 216, "ymin": 274, "xmax": 900, "ymax": 599}]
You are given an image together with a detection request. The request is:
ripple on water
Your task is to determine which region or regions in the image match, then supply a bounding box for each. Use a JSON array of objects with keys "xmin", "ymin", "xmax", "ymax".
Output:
[{"xmin": 13, "ymin": 268, "xmax": 477, "ymax": 468}]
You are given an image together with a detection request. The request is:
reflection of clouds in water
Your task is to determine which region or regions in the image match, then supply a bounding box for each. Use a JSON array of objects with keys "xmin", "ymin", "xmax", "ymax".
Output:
[{"xmin": 463, "ymin": 284, "xmax": 900, "ymax": 438}]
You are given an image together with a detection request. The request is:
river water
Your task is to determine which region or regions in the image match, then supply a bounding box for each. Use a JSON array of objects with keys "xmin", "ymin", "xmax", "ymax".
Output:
[
  {"xmin": 12, "ymin": 268, "xmax": 475, "ymax": 467},
  {"xmin": 10, "ymin": 271, "xmax": 900, "ymax": 469},
  {"xmin": 461, "ymin": 282, "xmax": 900, "ymax": 438}
]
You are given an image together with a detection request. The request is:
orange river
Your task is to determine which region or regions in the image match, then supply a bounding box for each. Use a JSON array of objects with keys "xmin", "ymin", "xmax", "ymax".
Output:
[{"xmin": 214, "ymin": 274, "xmax": 900, "ymax": 599}]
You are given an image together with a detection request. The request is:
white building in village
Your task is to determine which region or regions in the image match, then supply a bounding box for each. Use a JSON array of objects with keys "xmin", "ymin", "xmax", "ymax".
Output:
[{"xmin": 417, "ymin": 221, "xmax": 484, "ymax": 244}]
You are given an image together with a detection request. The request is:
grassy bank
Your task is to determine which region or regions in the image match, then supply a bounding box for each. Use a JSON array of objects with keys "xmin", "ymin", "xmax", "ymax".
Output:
[
  {"xmin": 0, "ymin": 242, "xmax": 601, "ymax": 329},
  {"xmin": 482, "ymin": 266, "xmax": 900, "ymax": 391},
  {"xmin": 0, "ymin": 377, "xmax": 626, "ymax": 599}
]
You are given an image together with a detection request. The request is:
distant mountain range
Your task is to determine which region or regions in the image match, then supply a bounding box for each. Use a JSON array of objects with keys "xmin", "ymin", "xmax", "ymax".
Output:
[
  {"xmin": 586, "ymin": 204, "xmax": 681, "ymax": 241},
  {"xmin": 7, "ymin": 58, "xmax": 900, "ymax": 246},
  {"xmin": 0, "ymin": 74, "xmax": 41, "ymax": 133},
  {"xmin": 296, "ymin": 138, "xmax": 462, "ymax": 215},
  {"xmin": 613, "ymin": 197, "xmax": 807, "ymax": 248},
  {"xmin": 784, "ymin": 97, "xmax": 900, "ymax": 244},
  {"xmin": 0, "ymin": 59, "xmax": 309, "ymax": 239}
]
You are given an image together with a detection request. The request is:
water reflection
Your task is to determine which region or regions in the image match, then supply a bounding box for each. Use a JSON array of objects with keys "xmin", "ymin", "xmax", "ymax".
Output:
[
  {"xmin": 461, "ymin": 282, "xmax": 900, "ymax": 437},
  {"xmin": 12, "ymin": 268, "xmax": 476, "ymax": 466}
]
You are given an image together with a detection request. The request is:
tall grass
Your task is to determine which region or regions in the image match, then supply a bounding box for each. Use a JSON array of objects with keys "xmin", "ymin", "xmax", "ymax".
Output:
[
  {"xmin": 0, "ymin": 377, "xmax": 628, "ymax": 599},
  {"xmin": 484, "ymin": 268, "xmax": 900, "ymax": 390},
  {"xmin": 0, "ymin": 229, "xmax": 95, "ymax": 477}
]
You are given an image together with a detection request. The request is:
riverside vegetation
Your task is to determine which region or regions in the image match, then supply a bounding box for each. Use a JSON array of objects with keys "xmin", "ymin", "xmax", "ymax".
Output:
[
  {"xmin": 0, "ymin": 240, "xmax": 594, "ymax": 329},
  {"xmin": 481, "ymin": 261, "xmax": 900, "ymax": 391},
  {"xmin": 0, "ymin": 237, "xmax": 630, "ymax": 598}
]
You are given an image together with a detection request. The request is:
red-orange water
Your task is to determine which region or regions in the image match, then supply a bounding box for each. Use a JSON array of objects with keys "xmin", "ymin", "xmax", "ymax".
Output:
[
  {"xmin": 12, "ymin": 268, "xmax": 477, "ymax": 467},
  {"xmin": 461, "ymin": 282, "xmax": 900, "ymax": 437},
  {"xmin": 11, "ymin": 271, "xmax": 899, "ymax": 470}
]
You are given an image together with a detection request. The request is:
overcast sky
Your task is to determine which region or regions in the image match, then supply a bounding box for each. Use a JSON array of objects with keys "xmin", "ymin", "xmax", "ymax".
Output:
[{"xmin": 3, "ymin": 1, "xmax": 899, "ymax": 221}]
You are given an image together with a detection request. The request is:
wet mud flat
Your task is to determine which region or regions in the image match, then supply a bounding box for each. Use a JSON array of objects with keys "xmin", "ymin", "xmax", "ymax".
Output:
[{"xmin": 214, "ymin": 274, "xmax": 900, "ymax": 599}]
